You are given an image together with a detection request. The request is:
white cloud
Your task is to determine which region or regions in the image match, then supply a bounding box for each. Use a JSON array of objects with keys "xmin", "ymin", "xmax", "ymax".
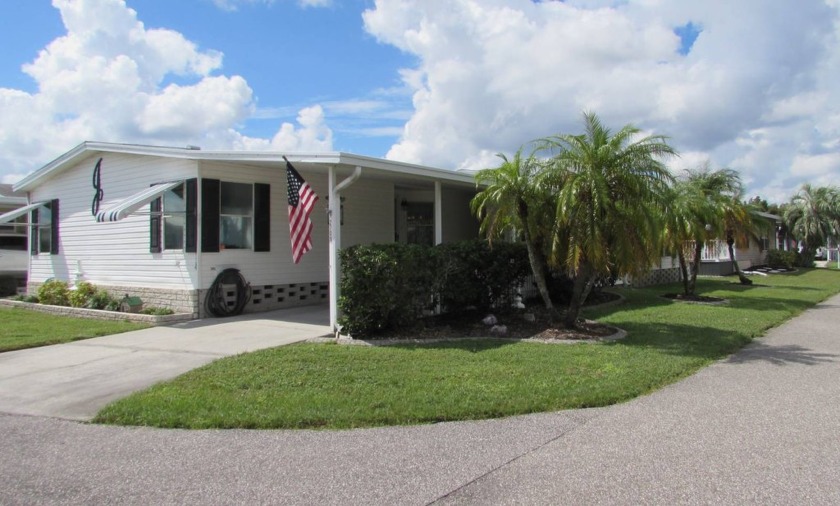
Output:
[
  {"xmin": 363, "ymin": 0, "xmax": 840, "ymax": 202},
  {"xmin": 209, "ymin": 0, "xmax": 331, "ymax": 11},
  {"xmin": 222, "ymin": 105, "xmax": 333, "ymax": 152},
  {"xmin": 0, "ymin": 0, "xmax": 333, "ymax": 180}
]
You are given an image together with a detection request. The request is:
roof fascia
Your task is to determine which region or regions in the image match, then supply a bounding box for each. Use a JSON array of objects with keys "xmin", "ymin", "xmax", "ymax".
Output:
[{"xmin": 14, "ymin": 141, "xmax": 477, "ymax": 192}]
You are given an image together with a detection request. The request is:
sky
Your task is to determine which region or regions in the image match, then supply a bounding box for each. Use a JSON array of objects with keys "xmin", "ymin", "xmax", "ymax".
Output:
[{"xmin": 1, "ymin": 0, "xmax": 839, "ymax": 203}]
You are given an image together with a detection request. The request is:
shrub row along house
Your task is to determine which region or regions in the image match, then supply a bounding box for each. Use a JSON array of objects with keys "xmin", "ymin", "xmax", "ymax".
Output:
[{"xmin": 3, "ymin": 142, "xmax": 479, "ymax": 330}]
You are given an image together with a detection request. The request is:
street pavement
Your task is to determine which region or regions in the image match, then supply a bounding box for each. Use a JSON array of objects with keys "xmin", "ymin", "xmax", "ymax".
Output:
[{"xmin": 1, "ymin": 294, "xmax": 839, "ymax": 505}]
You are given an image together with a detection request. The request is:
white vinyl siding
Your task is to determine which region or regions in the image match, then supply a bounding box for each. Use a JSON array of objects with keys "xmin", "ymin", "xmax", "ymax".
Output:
[
  {"xmin": 198, "ymin": 161, "xmax": 394, "ymax": 289},
  {"xmin": 28, "ymin": 153, "xmax": 198, "ymax": 289}
]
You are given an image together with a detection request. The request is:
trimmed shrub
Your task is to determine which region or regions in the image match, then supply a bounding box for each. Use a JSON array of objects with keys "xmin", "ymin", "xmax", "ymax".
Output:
[
  {"xmin": 767, "ymin": 250, "xmax": 797, "ymax": 270},
  {"xmin": 68, "ymin": 281, "xmax": 98, "ymax": 308},
  {"xmin": 37, "ymin": 279, "xmax": 70, "ymax": 306},
  {"xmin": 339, "ymin": 243, "xmax": 438, "ymax": 337},
  {"xmin": 86, "ymin": 289, "xmax": 119, "ymax": 310},
  {"xmin": 338, "ymin": 240, "xmax": 530, "ymax": 337},
  {"xmin": 436, "ymin": 240, "xmax": 529, "ymax": 313}
]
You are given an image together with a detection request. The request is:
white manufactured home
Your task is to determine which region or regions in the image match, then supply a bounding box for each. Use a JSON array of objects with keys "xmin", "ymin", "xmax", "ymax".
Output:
[{"xmin": 7, "ymin": 142, "xmax": 480, "ymax": 329}]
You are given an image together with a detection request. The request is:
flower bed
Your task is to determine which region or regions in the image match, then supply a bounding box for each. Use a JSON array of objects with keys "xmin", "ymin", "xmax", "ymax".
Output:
[{"xmin": 0, "ymin": 299, "xmax": 194, "ymax": 326}]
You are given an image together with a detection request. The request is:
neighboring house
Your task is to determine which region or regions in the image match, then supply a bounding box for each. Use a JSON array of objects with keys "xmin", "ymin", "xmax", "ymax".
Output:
[
  {"xmin": 697, "ymin": 211, "xmax": 784, "ymax": 275},
  {"xmin": 0, "ymin": 184, "xmax": 29, "ymax": 287},
  {"xmin": 629, "ymin": 211, "xmax": 786, "ymax": 286},
  {"xmin": 8, "ymin": 142, "xmax": 480, "ymax": 329}
]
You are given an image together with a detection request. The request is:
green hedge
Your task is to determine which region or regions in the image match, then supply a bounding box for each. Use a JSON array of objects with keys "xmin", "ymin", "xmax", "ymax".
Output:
[
  {"xmin": 767, "ymin": 249, "xmax": 814, "ymax": 269},
  {"xmin": 338, "ymin": 240, "xmax": 529, "ymax": 337}
]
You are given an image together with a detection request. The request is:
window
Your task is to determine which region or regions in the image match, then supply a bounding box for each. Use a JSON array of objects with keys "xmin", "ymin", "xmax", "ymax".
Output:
[
  {"xmin": 31, "ymin": 200, "xmax": 58, "ymax": 255},
  {"xmin": 220, "ymin": 182, "xmax": 253, "ymax": 250},
  {"xmin": 38, "ymin": 207, "xmax": 51, "ymax": 253},
  {"xmin": 163, "ymin": 184, "xmax": 185, "ymax": 250}
]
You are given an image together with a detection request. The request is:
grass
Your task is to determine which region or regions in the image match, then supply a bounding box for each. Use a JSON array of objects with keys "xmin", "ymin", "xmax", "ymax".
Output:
[
  {"xmin": 94, "ymin": 269, "xmax": 840, "ymax": 430},
  {"xmin": 0, "ymin": 306, "xmax": 149, "ymax": 352}
]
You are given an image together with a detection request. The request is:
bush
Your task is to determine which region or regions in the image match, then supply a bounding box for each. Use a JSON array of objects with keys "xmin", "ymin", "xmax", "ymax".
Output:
[
  {"xmin": 767, "ymin": 250, "xmax": 797, "ymax": 270},
  {"xmin": 339, "ymin": 243, "xmax": 438, "ymax": 337},
  {"xmin": 140, "ymin": 307, "xmax": 174, "ymax": 316},
  {"xmin": 86, "ymin": 289, "xmax": 118, "ymax": 310},
  {"xmin": 37, "ymin": 279, "xmax": 70, "ymax": 306},
  {"xmin": 68, "ymin": 281, "xmax": 98, "ymax": 308},
  {"xmin": 437, "ymin": 240, "xmax": 529, "ymax": 313},
  {"xmin": 338, "ymin": 240, "xmax": 531, "ymax": 337}
]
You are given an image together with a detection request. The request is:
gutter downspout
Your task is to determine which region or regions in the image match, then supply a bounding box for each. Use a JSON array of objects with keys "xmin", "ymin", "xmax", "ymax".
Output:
[{"xmin": 329, "ymin": 165, "xmax": 362, "ymax": 336}]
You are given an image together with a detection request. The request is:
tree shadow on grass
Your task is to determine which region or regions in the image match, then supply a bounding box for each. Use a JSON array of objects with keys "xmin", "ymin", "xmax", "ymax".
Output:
[
  {"xmin": 605, "ymin": 321, "xmax": 752, "ymax": 361},
  {"xmin": 727, "ymin": 343, "xmax": 837, "ymax": 366}
]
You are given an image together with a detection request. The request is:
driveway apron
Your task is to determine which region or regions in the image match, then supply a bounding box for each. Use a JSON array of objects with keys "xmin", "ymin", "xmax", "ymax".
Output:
[{"xmin": 0, "ymin": 305, "xmax": 330, "ymax": 420}]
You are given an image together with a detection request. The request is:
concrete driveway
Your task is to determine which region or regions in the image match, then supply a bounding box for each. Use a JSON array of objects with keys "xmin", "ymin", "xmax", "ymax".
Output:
[{"xmin": 0, "ymin": 304, "xmax": 330, "ymax": 420}]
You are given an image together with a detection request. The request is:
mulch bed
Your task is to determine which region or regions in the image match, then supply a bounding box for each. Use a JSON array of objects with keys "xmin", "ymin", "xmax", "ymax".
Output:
[{"xmin": 374, "ymin": 291, "xmax": 624, "ymax": 342}]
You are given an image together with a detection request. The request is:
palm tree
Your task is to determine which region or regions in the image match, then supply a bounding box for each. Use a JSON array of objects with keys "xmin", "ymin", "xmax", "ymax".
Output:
[
  {"xmin": 661, "ymin": 177, "xmax": 715, "ymax": 296},
  {"xmin": 539, "ymin": 112, "xmax": 676, "ymax": 328},
  {"xmin": 784, "ymin": 184, "xmax": 840, "ymax": 259},
  {"xmin": 677, "ymin": 167, "xmax": 752, "ymax": 292},
  {"xmin": 471, "ymin": 148, "xmax": 560, "ymax": 321}
]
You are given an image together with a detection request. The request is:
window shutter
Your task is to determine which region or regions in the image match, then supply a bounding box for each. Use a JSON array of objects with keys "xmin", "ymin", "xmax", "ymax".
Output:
[
  {"xmin": 30, "ymin": 208, "xmax": 39, "ymax": 256},
  {"xmin": 185, "ymin": 178, "xmax": 198, "ymax": 253},
  {"xmin": 149, "ymin": 197, "xmax": 162, "ymax": 253},
  {"xmin": 50, "ymin": 199, "xmax": 59, "ymax": 255},
  {"xmin": 201, "ymin": 178, "xmax": 220, "ymax": 252},
  {"xmin": 254, "ymin": 183, "xmax": 270, "ymax": 252}
]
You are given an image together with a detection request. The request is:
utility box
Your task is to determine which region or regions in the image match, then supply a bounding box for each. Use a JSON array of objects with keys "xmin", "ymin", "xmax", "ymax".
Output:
[{"xmin": 120, "ymin": 295, "xmax": 143, "ymax": 313}]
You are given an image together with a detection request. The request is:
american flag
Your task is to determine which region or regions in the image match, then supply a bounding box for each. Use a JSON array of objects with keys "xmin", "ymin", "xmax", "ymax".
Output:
[{"xmin": 286, "ymin": 159, "xmax": 318, "ymax": 263}]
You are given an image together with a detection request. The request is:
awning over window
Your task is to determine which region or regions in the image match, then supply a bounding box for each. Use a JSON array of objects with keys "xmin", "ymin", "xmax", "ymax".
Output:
[
  {"xmin": 95, "ymin": 181, "xmax": 182, "ymax": 222},
  {"xmin": 0, "ymin": 202, "xmax": 48, "ymax": 225}
]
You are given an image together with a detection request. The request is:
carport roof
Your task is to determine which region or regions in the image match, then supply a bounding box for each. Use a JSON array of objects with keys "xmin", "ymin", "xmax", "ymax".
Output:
[{"xmin": 14, "ymin": 141, "xmax": 478, "ymax": 192}]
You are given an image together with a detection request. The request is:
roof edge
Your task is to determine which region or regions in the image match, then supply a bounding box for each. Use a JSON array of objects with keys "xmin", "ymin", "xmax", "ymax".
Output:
[{"xmin": 13, "ymin": 141, "xmax": 477, "ymax": 192}]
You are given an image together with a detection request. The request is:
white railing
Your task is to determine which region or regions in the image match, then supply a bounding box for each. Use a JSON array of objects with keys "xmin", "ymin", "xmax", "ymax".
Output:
[{"xmin": 689, "ymin": 239, "xmax": 730, "ymax": 262}]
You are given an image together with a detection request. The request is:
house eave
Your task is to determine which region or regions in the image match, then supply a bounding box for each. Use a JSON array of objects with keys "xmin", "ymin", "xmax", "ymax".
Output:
[{"xmin": 13, "ymin": 141, "xmax": 478, "ymax": 192}]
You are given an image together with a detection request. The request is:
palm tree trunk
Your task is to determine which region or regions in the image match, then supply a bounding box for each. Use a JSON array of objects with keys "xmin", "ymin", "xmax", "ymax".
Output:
[
  {"xmin": 688, "ymin": 241, "xmax": 703, "ymax": 296},
  {"xmin": 564, "ymin": 263, "xmax": 595, "ymax": 329},
  {"xmin": 727, "ymin": 236, "xmax": 752, "ymax": 285},
  {"xmin": 519, "ymin": 203, "xmax": 560, "ymax": 322},
  {"xmin": 678, "ymin": 251, "xmax": 690, "ymax": 295}
]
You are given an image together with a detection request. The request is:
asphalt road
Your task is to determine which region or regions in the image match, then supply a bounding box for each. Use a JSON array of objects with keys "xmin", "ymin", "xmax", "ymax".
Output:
[{"xmin": 2, "ymin": 294, "xmax": 839, "ymax": 505}]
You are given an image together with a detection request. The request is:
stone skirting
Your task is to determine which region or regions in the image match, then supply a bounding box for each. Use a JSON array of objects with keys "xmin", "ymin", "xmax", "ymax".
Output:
[{"xmin": 0, "ymin": 299, "xmax": 193, "ymax": 325}]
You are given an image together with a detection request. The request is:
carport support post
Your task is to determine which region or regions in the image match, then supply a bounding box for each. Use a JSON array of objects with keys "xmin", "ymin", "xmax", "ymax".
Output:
[{"xmin": 328, "ymin": 165, "xmax": 362, "ymax": 336}]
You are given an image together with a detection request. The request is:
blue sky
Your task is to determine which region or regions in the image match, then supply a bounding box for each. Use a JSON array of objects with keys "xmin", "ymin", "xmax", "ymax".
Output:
[
  {"xmin": 0, "ymin": 0, "xmax": 412, "ymax": 156},
  {"xmin": 1, "ymin": 0, "xmax": 839, "ymax": 203}
]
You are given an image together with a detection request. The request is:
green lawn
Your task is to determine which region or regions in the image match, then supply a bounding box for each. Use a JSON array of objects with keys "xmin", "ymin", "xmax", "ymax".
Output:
[
  {"xmin": 0, "ymin": 306, "xmax": 149, "ymax": 352},
  {"xmin": 94, "ymin": 269, "xmax": 840, "ymax": 430}
]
